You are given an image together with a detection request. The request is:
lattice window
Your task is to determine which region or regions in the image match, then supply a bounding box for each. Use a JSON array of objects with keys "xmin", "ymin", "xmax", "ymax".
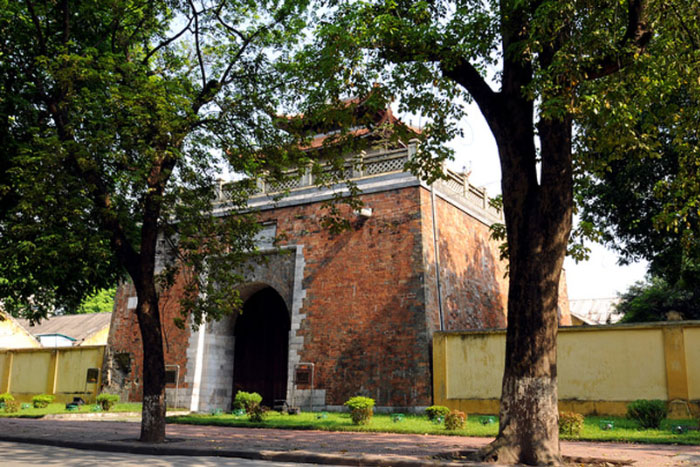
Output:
[{"xmin": 364, "ymin": 156, "xmax": 406, "ymax": 175}]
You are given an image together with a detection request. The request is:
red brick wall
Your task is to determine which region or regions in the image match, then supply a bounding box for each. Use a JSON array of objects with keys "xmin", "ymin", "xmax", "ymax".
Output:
[
  {"xmin": 421, "ymin": 189, "xmax": 508, "ymax": 331},
  {"xmin": 106, "ymin": 183, "xmax": 570, "ymax": 407},
  {"xmin": 263, "ymin": 187, "xmax": 433, "ymax": 406},
  {"xmin": 420, "ymin": 189, "xmax": 570, "ymax": 331},
  {"xmin": 105, "ymin": 275, "xmax": 192, "ymax": 402}
]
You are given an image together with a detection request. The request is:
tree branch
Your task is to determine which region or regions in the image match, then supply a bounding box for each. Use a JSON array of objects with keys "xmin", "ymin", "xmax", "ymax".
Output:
[
  {"xmin": 61, "ymin": 0, "xmax": 70, "ymax": 44},
  {"xmin": 584, "ymin": 0, "xmax": 652, "ymax": 80},
  {"xmin": 24, "ymin": 0, "xmax": 46, "ymax": 54},
  {"xmin": 439, "ymin": 58, "xmax": 499, "ymax": 119},
  {"xmin": 142, "ymin": 15, "xmax": 193, "ymax": 65},
  {"xmin": 188, "ymin": 0, "xmax": 207, "ymax": 89}
]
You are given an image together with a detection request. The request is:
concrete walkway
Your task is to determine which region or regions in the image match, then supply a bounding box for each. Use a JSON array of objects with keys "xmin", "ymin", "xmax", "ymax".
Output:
[{"xmin": 0, "ymin": 418, "xmax": 698, "ymax": 466}]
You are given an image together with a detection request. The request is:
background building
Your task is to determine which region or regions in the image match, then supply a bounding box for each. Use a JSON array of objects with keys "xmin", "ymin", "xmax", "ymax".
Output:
[{"xmin": 104, "ymin": 141, "xmax": 571, "ymax": 412}]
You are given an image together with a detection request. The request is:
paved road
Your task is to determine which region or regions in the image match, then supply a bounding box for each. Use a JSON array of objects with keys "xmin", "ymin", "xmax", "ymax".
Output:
[
  {"xmin": 0, "ymin": 441, "xmax": 319, "ymax": 467},
  {"xmin": 1, "ymin": 418, "xmax": 699, "ymax": 466}
]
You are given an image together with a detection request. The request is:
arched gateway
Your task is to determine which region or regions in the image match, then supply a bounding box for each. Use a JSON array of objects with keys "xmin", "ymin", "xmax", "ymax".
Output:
[{"xmin": 233, "ymin": 287, "xmax": 290, "ymax": 407}]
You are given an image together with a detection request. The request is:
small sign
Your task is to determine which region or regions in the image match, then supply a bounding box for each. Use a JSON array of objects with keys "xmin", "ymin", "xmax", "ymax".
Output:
[
  {"xmin": 295, "ymin": 368, "xmax": 311, "ymax": 385},
  {"xmin": 86, "ymin": 368, "xmax": 99, "ymax": 384}
]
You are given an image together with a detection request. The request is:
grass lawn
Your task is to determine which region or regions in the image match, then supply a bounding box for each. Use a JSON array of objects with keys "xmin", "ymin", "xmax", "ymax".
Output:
[
  {"xmin": 168, "ymin": 411, "xmax": 700, "ymax": 445},
  {"xmin": 0, "ymin": 402, "xmax": 143, "ymax": 418}
]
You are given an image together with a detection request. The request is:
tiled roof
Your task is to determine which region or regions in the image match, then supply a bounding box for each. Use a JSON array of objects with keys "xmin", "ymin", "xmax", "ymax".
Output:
[
  {"xmin": 18, "ymin": 312, "xmax": 111, "ymax": 344},
  {"xmin": 569, "ymin": 298, "xmax": 622, "ymax": 325}
]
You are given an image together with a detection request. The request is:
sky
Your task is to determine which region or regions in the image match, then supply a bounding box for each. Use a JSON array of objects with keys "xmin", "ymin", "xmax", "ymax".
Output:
[{"xmin": 445, "ymin": 102, "xmax": 648, "ymax": 300}]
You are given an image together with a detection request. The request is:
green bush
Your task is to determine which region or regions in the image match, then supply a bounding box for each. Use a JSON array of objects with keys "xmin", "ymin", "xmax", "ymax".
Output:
[
  {"xmin": 627, "ymin": 399, "xmax": 668, "ymax": 429},
  {"xmin": 559, "ymin": 411, "xmax": 584, "ymax": 436},
  {"xmin": 0, "ymin": 393, "xmax": 14, "ymax": 403},
  {"xmin": 344, "ymin": 396, "xmax": 375, "ymax": 425},
  {"xmin": 425, "ymin": 405, "xmax": 450, "ymax": 421},
  {"xmin": 248, "ymin": 403, "xmax": 268, "ymax": 423},
  {"xmin": 32, "ymin": 394, "xmax": 55, "ymax": 408},
  {"xmin": 4, "ymin": 400, "xmax": 20, "ymax": 413},
  {"xmin": 96, "ymin": 393, "xmax": 120, "ymax": 411},
  {"xmin": 233, "ymin": 391, "xmax": 263, "ymax": 413},
  {"xmin": 444, "ymin": 410, "xmax": 466, "ymax": 430}
]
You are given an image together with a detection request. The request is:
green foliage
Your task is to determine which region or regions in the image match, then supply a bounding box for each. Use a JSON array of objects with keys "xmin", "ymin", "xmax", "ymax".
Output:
[
  {"xmin": 444, "ymin": 410, "xmax": 466, "ymax": 430},
  {"xmin": 233, "ymin": 391, "xmax": 263, "ymax": 413},
  {"xmin": 627, "ymin": 400, "xmax": 668, "ymax": 429},
  {"xmin": 344, "ymin": 396, "xmax": 375, "ymax": 425},
  {"xmin": 96, "ymin": 393, "xmax": 120, "ymax": 411},
  {"xmin": 75, "ymin": 288, "xmax": 116, "ymax": 315},
  {"xmin": 616, "ymin": 277, "xmax": 698, "ymax": 323},
  {"xmin": 248, "ymin": 403, "xmax": 268, "ymax": 423},
  {"xmin": 169, "ymin": 411, "xmax": 700, "ymax": 445},
  {"xmin": 32, "ymin": 394, "xmax": 55, "ymax": 409},
  {"xmin": 3, "ymin": 400, "xmax": 20, "ymax": 413},
  {"xmin": 0, "ymin": 393, "xmax": 14, "ymax": 403},
  {"xmin": 424, "ymin": 405, "xmax": 450, "ymax": 421},
  {"xmin": 559, "ymin": 411, "xmax": 584, "ymax": 436}
]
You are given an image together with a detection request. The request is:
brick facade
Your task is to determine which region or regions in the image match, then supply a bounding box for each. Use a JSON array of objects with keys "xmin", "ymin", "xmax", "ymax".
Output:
[{"xmin": 105, "ymin": 148, "xmax": 572, "ymax": 411}]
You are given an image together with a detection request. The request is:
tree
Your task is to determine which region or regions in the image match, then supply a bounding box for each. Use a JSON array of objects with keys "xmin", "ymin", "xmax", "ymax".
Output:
[
  {"xmin": 0, "ymin": 0, "xmax": 314, "ymax": 443},
  {"xmin": 575, "ymin": 2, "xmax": 700, "ymax": 324},
  {"xmin": 304, "ymin": 0, "xmax": 659, "ymax": 462},
  {"xmin": 75, "ymin": 288, "xmax": 118, "ymax": 315}
]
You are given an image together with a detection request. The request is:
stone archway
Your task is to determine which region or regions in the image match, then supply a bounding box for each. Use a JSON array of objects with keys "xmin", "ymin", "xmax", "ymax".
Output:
[{"xmin": 233, "ymin": 286, "xmax": 290, "ymax": 407}]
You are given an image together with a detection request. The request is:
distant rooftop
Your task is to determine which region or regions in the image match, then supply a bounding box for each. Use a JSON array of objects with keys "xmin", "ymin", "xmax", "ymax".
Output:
[
  {"xmin": 18, "ymin": 312, "xmax": 112, "ymax": 345},
  {"xmin": 569, "ymin": 298, "xmax": 622, "ymax": 325}
]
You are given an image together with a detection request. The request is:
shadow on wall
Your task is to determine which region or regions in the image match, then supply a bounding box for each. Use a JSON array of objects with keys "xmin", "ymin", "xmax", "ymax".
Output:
[{"xmin": 438, "ymin": 231, "xmax": 507, "ymax": 331}]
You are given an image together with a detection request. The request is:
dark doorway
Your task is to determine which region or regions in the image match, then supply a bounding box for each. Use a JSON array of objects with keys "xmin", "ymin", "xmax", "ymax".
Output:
[{"xmin": 233, "ymin": 287, "xmax": 290, "ymax": 408}]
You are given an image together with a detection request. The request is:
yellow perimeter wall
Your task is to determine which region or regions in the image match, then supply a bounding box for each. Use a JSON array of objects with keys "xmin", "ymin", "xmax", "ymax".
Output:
[
  {"xmin": 434, "ymin": 322, "xmax": 700, "ymax": 418},
  {"xmin": 0, "ymin": 346, "xmax": 105, "ymax": 403}
]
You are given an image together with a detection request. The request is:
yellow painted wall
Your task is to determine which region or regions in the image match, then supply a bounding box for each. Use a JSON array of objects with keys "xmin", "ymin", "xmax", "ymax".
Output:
[
  {"xmin": 0, "ymin": 315, "xmax": 40, "ymax": 350},
  {"xmin": 435, "ymin": 322, "xmax": 700, "ymax": 417},
  {"xmin": 81, "ymin": 326, "xmax": 110, "ymax": 346},
  {"xmin": 11, "ymin": 351, "xmax": 51, "ymax": 394},
  {"xmin": 684, "ymin": 327, "xmax": 700, "ymax": 400},
  {"xmin": 0, "ymin": 346, "xmax": 105, "ymax": 403},
  {"xmin": 558, "ymin": 328, "xmax": 667, "ymax": 400},
  {"xmin": 445, "ymin": 332, "xmax": 505, "ymax": 399}
]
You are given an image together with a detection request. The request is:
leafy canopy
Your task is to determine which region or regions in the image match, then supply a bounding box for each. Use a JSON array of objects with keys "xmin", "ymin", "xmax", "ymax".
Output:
[{"xmin": 0, "ymin": 0, "xmax": 325, "ymax": 325}]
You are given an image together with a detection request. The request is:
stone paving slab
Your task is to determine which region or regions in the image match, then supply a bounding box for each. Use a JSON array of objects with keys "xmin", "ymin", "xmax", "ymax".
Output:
[{"xmin": 0, "ymin": 418, "xmax": 698, "ymax": 466}]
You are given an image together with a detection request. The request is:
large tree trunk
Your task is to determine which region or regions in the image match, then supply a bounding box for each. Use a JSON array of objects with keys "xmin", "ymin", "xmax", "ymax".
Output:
[
  {"xmin": 477, "ymin": 113, "xmax": 573, "ymax": 464},
  {"xmin": 135, "ymin": 283, "xmax": 167, "ymax": 443}
]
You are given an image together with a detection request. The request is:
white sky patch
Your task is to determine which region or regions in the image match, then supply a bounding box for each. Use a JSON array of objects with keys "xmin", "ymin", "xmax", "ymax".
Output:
[{"xmin": 447, "ymin": 102, "xmax": 647, "ymax": 300}]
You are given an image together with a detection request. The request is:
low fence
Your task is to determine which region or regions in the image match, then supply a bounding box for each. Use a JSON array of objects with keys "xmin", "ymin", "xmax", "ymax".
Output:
[
  {"xmin": 0, "ymin": 346, "xmax": 105, "ymax": 404},
  {"xmin": 433, "ymin": 322, "xmax": 700, "ymax": 417}
]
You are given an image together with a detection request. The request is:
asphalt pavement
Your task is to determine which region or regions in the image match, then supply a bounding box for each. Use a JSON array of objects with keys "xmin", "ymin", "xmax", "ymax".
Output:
[{"xmin": 0, "ymin": 417, "xmax": 698, "ymax": 466}]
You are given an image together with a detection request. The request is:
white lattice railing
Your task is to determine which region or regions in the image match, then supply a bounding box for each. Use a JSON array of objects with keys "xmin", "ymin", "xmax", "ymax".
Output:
[
  {"xmin": 215, "ymin": 146, "xmax": 501, "ymax": 218},
  {"xmin": 438, "ymin": 167, "xmax": 501, "ymax": 218},
  {"xmin": 216, "ymin": 148, "xmax": 411, "ymax": 200}
]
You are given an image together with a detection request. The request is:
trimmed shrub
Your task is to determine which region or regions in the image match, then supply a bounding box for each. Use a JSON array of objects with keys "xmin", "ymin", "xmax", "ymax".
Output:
[
  {"xmin": 0, "ymin": 393, "xmax": 14, "ymax": 404},
  {"xmin": 425, "ymin": 405, "xmax": 450, "ymax": 421},
  {"xmin": 4, "ymin": 400, "xmax": 20, "ymax": 413},
  {"xmin": 248, "ymin": 404, "xmax": 268, "ymax": 423},
  {"xmin": 559, "ymin": 411, "xmax": 584, "ymax": 436},
  {"xmin": 627, "ymin": 399, "xmax": 668, "ymax": 429},
  {"xmin": 444, "ymin": 410, "xmax": 466, "ymax": 430},
  {"xmin": 32, "ymin": 394, "xmax": 55, "ymax": 408},
  {"xmin": 233, "ymin": 391, "xmax": 263, "ymax": 413},
  {"xmin": 344, "ymin": 396, "xmax": 375, "ymax": 425},
  {"xmin": 96, "ymin": 393, "xmax": 120, "ymax": 411}
]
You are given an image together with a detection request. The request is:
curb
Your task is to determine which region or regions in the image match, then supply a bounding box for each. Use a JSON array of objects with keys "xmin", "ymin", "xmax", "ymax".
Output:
[{"xmin": 0, "ymin": 434, "xmax": 473, "ymax": 466}]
